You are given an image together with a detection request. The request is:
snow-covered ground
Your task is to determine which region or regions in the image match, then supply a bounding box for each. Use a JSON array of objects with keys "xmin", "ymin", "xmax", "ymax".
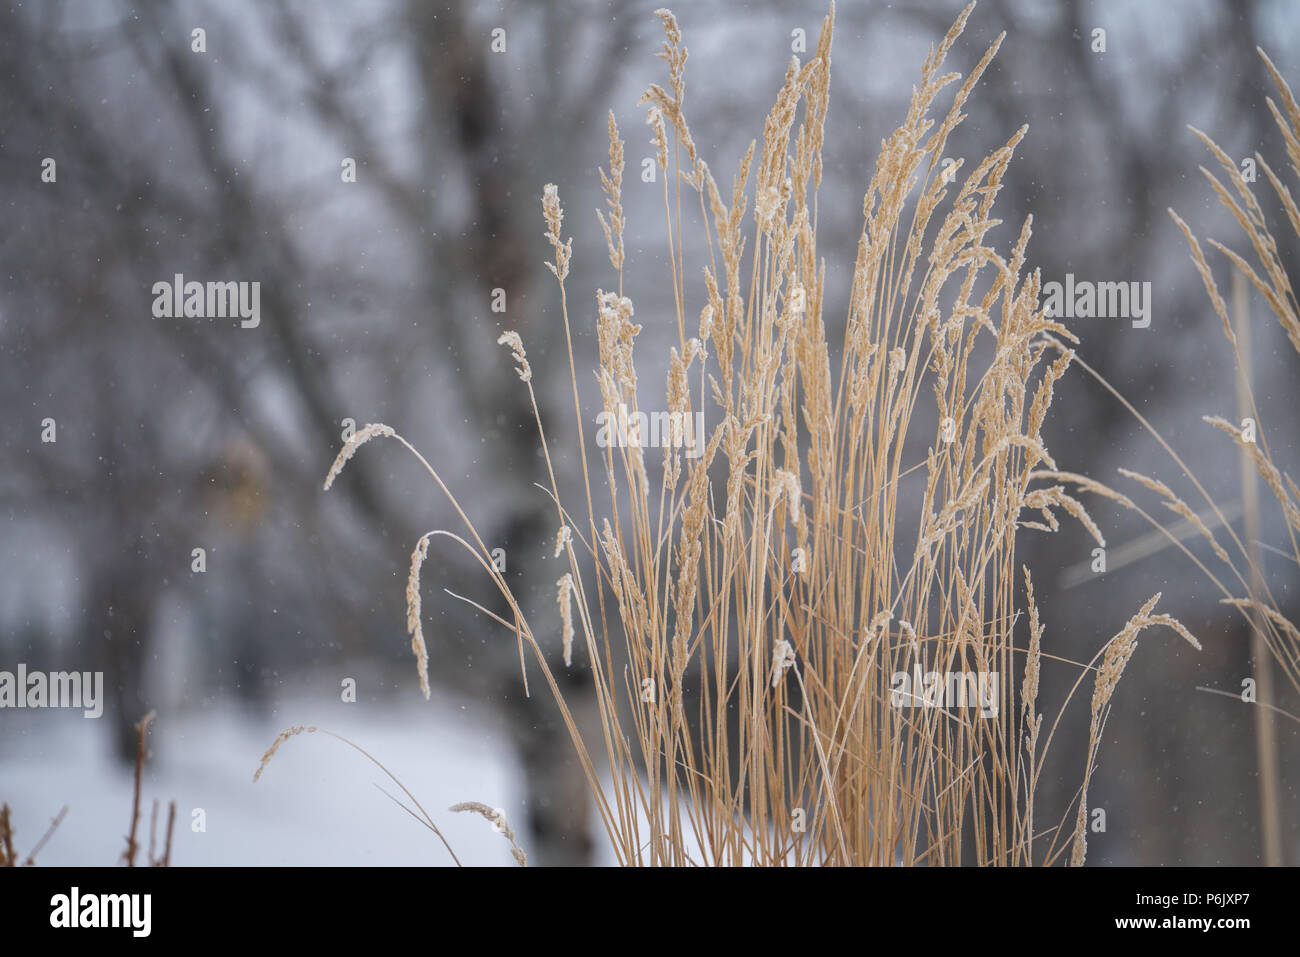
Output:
[{"xmin": 1, "ymin": 682, "xmax": 527, "ymax": 866}]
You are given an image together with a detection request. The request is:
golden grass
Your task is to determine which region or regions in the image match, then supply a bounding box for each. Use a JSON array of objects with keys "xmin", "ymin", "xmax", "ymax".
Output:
[{"xmin": 273, "ymin": 2, "xmax": 1203, "ymax": 866}]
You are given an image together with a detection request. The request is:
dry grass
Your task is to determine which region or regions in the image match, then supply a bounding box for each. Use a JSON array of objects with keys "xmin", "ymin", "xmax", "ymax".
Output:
[
  {"xmin": 285, "ymin": 2, "xmax": 1202, "ymax": 866},
  {"xmin": 254, "ymin": 724, "xmax": 467, "ymax": 864},
  {"xmin": 121, "ymin": 710, "xmax": 175, "ymax": 868},
  {"xmin": 1043, "ymin": 45, "xmax": 1300, "ymax": 866},
  {"xmin": 449, "ymin": 802, "xmax": 527, "ymax": 867},
  {"xmin": 3, "ymin": 709, "xmax": 173, "ymax": 866},
  {"xmin": 1132, "ymin": 47, "xmax": 1299, "ymax": 865}
]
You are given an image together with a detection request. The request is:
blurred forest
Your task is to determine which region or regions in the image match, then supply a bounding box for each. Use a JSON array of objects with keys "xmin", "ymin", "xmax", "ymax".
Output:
[{"xmin": 1, "ymin": 0, "xmax": 1298, "ymax": 865}]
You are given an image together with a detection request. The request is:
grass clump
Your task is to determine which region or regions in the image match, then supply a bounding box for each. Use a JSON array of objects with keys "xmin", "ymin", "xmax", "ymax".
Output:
[{"xmin": 284, "ymin": 2, "xmax": 1200, "ymax": 866}]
